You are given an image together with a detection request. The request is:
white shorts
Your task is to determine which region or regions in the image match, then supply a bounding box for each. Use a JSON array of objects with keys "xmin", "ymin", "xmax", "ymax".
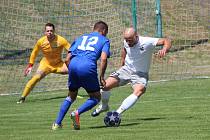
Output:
[{"xmin": 109, "ymin": 65, "xmax": 148, "ymax": 87}]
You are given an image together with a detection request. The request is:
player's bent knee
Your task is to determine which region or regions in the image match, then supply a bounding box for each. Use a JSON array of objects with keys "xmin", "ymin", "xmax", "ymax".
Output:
[
  {"xmin": 57, "ymin": 65, "xmax": 68, "ymax": 74},
  {"xmin": 33, "ymin": 74, "xmax": 43, "ymax": 81},
  {"xmin": 133, "ymin": 89, "xmax": 146, "ymax": 97},
  {"xmin": 25, "ymin": 74, "xmax": 42, "ymax": 88},
  {"xmin": 35, "ymin": 70, "xmax": 47, "ymax": 78},
  {"xmin": 89, "ymin": 92, "xmax": 101, "ymax": 101},
  {"xmin": 68, "ymin": 90, "xmax": 78, "ymax": 101},
  {"xmin": 133, "ymin": 84, "xmax": 146, "ymax": 96}
]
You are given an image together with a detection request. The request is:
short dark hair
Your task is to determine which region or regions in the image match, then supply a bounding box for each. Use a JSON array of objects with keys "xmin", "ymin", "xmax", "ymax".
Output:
[
  {"xmin": 93, "ymin": 21, "xmax": 108, "ymax": 33},
  {"xmin": 45, "ymin": 23, "xmax": 55, "ymax": 30}
]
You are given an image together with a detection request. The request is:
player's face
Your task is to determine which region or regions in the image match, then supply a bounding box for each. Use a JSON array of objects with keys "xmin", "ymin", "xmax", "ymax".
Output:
[
  {"xmin": 45, "ymin": 26, "xmax": 55, "ymax": 40},
  {"xmin": 124, "ymin": 35, "xmax": 138, "ymax": 47}
]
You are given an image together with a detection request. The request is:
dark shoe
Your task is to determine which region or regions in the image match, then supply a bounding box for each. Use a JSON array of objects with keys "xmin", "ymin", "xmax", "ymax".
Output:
[
  {"xmin": 17, "ymin": 97, "xmax": 25, "ymax": 104},
  {"xmin": 91, "ymin": 104, "xmax": 109, "ymax": 117},
  {"xmin": 70, "ymin": 110, "xmax": 80, "ymax": 130}
]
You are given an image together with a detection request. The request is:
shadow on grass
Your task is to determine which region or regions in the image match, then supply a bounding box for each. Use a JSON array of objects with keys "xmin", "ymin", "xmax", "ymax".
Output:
[
  {"xmin": 89, "ymin": 122, "xmax": 141, "ymax": 129},
  {"xmin": 86, "ymin": 117, "xmax": 164, "ymax": 129},
  {"xmin": 138, "ymin": 117, "xmax": 164, "ymax": 121},
  {"xmin": 33, "ymin": 94, "xmax": 89, "ymax": 102},
  {"xmin": 122, "ymin": 117, "xmax": 164, "ymax": 122},
  {"xmin": 40, "ymin": 96, "xmax": 66, "ymax": 101}
]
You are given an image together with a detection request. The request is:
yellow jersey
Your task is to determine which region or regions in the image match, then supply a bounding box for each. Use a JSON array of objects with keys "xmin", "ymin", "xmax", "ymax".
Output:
[{"xmin": 29, "ymin": 35, "xmax": 70, "ymax": 65}]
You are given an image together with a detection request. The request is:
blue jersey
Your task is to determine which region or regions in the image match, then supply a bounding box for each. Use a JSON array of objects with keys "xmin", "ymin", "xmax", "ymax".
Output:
[
  {"xmin": 70, "ymin": 32, "xmax": 110, "ymax": 62},
  {"xmin": 68, "ymin": 32, "xmax": 111, "ymax": 92}
]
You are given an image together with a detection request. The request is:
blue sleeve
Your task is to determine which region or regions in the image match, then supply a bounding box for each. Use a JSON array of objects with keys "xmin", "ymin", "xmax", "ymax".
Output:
[
  {"xmin": 69, "ymin": 40, "xmax": 77, "ymax": 52},
  {"xmin": 102, "ymin": 40, "xmax": 111, "ymax": 58}
]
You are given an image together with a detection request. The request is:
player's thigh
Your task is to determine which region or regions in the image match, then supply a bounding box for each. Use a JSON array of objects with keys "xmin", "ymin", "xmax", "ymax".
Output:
[
  {"xmin": 131, "ymin": 74, "xmax": 148, "ymax": 96},
  {"xmin": 54, "ymin": 62, "xmax": 68, "ymax": 74},
  {"xmin": 131, "ymin": 72, "xmax": 148, "ymax": 87},
  {"xmin": 68, "ymin": 73, "xmax": 80, "ymax": 91},
  {"xmin": 82, "ymin": 74, "xmax": 100, "ymax": 93},
  {"xmin": 36, "ymin": 61, "xmax": 51, "ymax": 77},
  {"xmin": 107, "ymin": 66, "xmax": 131, "ymax": 89},
  {"xmin": 104, "ymin": 77, "xmax": 119, "ymax": 90}
]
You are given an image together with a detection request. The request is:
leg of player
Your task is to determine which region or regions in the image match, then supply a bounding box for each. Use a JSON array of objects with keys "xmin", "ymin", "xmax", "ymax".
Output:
[
  {"xmin": 91, "ymin": 90, "xmax": 110, "ymax": 117},
  {"xmin": 55, "ymin": 63, "xmax": 83, "ymax": 99},
  {"xmin": 116, "ymin": 84, "xmax": 146, "ymax": 114},
  {"xmin": 52, "ymin": 90, "xmax": 77, "ymax": 130},
  {"xmin": 17, "ymin": 62, "xmax": 48, "ymax": 104},
  {"xmin": 91, "ymin": 77, "xmax": 119, "ymax": 117},
  {"xmin": 54, "ymin": 62, "xmax": 68, "ymax": 74},
  {"xmin": 71, "ymin": 92, "xmax": 100, "ymax": 130},
  {"xmin": 17, "ymin": 73, "xmax": 44, "ymax": 104}
]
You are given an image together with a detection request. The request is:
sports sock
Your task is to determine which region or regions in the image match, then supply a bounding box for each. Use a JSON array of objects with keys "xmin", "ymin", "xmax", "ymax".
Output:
[
  {"xmin": 116, "ymin": 94, "xmax": 138, "ymax": 114},
  {"xmin": 101, "ymin": 90, "xmax": 111, "ymax": 108},
  {"xmin": 55, "ymin": 96, "xmax": 73, "ymax": 125},
  {"xmin": 21, "ymin": 74, "xmax": 42, "ymax": 97},
  {"xmin": 77, "ymin": 98, "xmax": 99, "ymax": 115}
]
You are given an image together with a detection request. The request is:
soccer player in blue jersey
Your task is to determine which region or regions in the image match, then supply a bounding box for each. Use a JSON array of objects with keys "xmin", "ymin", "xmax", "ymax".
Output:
[{"xmin": 52, "ymin": 21, "xmax": 110, "ymax": 130}]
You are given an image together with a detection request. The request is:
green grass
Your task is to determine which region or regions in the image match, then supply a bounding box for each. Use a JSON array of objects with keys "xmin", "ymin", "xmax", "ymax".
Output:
[{"xmin": 1, "ymin": 79, "xmax": 210, "ymax": 140}]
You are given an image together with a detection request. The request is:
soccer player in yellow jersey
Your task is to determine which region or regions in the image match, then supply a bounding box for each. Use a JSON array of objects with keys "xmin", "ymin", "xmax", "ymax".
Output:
[{"xmin": 17, "ymin": 23, "xmax": 70, "ymax": 104}]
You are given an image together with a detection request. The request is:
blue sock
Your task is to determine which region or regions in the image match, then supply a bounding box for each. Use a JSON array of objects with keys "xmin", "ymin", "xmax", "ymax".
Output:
[
  {"xmin": 55, "ymin": 96, "xmax": 73, "ymax": 125},
  {"xmin": 77, "ymin": 98, "xmax": 99, "ymax": 115}
]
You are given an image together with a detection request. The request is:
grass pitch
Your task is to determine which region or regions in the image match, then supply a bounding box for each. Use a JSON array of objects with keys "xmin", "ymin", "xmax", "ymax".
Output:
[{"xmin": 0, "ymin": 79, "xmax": 210, "ymax": 140}]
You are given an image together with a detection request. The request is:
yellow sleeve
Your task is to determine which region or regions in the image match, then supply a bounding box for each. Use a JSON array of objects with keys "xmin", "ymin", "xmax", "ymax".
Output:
[
  {"xmin": 62, "ymin": 37, "xmax": 70, "ymax": 51},
  {"xmin": 29, "ymin": 40, "xmax": 40, "ymax": 64}
]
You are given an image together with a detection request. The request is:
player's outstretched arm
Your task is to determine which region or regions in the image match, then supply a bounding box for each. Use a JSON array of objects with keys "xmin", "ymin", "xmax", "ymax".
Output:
[
  {"xmin": 156, "ymin": 38, "xmax": 171, "ymax": 58},
  {"xmin": 24, "ymin": 42, "xmax": 40, "ymax": 76}
]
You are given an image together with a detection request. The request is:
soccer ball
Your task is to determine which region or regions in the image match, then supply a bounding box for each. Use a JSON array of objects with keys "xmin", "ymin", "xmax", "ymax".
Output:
[{"xmin": 104, "ymin": 111, "xmax": 121, "ymax": 127}]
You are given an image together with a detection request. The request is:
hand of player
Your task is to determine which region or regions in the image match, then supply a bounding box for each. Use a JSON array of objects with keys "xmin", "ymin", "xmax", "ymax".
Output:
[
  {"xmin": 24, "ymin": 63, "xmax": 33, "ymax": 76},
  {"xmin": 100, "ymin": 77, "xmax": 106, "ymax": 89},
  {"xmin": 157, "ymin": 47, "xmax": 167, "ymax": 58}
]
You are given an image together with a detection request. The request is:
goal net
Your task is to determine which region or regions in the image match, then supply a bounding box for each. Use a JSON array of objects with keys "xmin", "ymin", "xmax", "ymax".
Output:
[{"xmin": 0, "ymin": 0, "xmax": 209, "ymax": 95}]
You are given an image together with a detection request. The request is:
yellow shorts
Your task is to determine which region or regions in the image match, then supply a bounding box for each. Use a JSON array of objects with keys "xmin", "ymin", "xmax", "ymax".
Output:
[{"xmin": 36, "ymin": 59, "xmax": 68, "ymax": 75}]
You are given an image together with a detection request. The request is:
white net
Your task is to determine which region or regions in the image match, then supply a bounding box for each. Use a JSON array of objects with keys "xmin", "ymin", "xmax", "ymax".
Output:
[
  {"xmin": 0, "ymin": 0, "xmax": 209, "ymax": 95},
  {"xmin": 150, "ymin": 0, "xmax": 210, "ymax": 81}
]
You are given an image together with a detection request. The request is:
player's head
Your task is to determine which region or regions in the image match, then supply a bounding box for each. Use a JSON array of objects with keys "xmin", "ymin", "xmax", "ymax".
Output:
[
  {"xmin": 123, "ymin": 27, "xmax": 138, "ymax": 47},
  {"xmin": 93, "ymin": 21, "xmax": 108, "ymax": 36},
  {"xmin": 45, "ymin": 23, "xmax": 55, "ymax": 41}
]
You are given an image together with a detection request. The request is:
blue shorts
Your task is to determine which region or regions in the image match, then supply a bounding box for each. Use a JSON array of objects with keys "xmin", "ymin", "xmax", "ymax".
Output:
[{"xmin": 68, "ymin": 56, "xmax": 100, "ymax": 93}]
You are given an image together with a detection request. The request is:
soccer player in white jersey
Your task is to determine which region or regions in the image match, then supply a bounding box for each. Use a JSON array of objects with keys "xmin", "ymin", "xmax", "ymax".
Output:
[{"xmin": 91, "ymin": 27, "xmax": 171, "ymax": 117}]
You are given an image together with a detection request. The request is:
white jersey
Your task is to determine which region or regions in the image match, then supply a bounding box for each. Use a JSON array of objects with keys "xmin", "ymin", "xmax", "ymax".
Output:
[{"xmin": 124, "ymin": 36, "xmax": 159, "ymax": 73}]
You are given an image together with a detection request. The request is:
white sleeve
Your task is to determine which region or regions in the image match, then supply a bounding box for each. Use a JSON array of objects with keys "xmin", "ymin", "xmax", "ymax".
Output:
[{"xmin": 139, "ymin": 36, "xmax": 159, "ymax": 46}]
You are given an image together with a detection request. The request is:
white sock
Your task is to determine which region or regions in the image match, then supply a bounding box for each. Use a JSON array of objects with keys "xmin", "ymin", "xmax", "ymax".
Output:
[
  {"xmin": 101, "ymin": 90, "xmax": 111, "ymax": 108},
  {"xmin": 116, "ymin": 94, "xmax": 139, "ymax": 114}
]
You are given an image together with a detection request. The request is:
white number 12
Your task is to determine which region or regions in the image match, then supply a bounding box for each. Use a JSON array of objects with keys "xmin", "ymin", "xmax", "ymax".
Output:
[{"xmin": 78, "ymin": 36, "xmax": 98, "ymax": 51}]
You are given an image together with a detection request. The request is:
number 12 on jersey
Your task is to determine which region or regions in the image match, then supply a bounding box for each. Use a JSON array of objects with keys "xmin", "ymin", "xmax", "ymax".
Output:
[{"xmin": 78, "ymin": 36, "xmax": 98, "ymax": 51}]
